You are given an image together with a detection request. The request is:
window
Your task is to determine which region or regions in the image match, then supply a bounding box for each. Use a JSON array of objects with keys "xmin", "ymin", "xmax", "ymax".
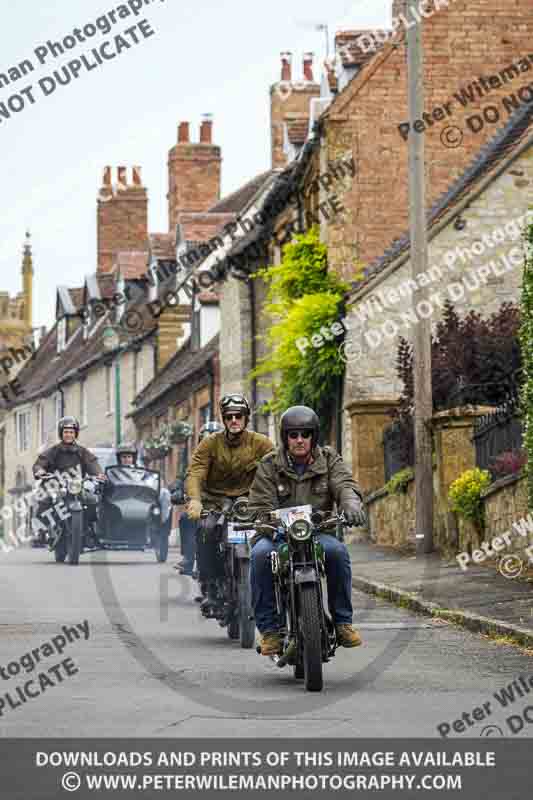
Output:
[
  {"xmin": 57, "ymin": 318, "xmax": 66, "ymax": 353},
  {"xmin": 55, "ymin": 392, "xmax": 63, "ymax": 427},
  {"xmin": 199, "ymin": 404, "xmax": 211, "ymax": 427},
  {"xmin": 36, "ymin": 402, "xmax": 45, "ymax": 447},
  {"xmin": 79, "ymin": 380, "xmax": 87, "ymax": 427},
  {"xmin": 16, "ymin": 409, "xmax": 31, "ymax": 453},
  {"xmin": 105, "ymin": 365, "xmax": 113, "ymax": 415}
]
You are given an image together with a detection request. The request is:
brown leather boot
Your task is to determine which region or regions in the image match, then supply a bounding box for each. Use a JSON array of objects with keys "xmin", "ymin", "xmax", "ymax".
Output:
[
  {"xmin": 336, "ymin": 624, "xmax": 363, "ymax": 648},
  {"xmin": 260, "ymin": 631, "xmax": 283, "ymax": 656}
]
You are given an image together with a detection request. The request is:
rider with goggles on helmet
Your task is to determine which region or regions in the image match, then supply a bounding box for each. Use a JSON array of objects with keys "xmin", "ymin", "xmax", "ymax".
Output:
[
  {"xmin": 33, "ymin": 416, "xmax": 105, "ymax": 480},
  {"xmin": 247, "ymin": 405, "xmax": 366, "ymax": 656},
  {"xmin": 184, "ymin": 394, "xmax": 274, "ymax": 608}
]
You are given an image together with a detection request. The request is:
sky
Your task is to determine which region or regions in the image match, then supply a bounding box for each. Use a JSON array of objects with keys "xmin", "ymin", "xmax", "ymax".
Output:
[{"xmin": 0, "ymin": 0, "xmax": 391, "ymax": 330}]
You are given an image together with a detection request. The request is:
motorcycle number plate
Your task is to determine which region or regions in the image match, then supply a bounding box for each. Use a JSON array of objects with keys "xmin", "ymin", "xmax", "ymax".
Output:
[{"xmin": 227, "ymin": 523, "xmax": 254, "ymax": 544}]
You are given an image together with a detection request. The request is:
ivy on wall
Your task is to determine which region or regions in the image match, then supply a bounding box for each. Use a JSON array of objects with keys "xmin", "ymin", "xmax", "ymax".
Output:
[
  {"xmin": 250, "ymin": 227, "xmax": 350, "ymax": 436},
  {"xmin": 519, "ymin": 215, "xmax": 533, "ymax": 509}
]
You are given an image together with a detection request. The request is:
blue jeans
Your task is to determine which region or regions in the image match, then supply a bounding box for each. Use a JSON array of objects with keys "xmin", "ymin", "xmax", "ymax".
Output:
[{"xmin": 250, "ymin": 534, "xmax": 353, "ymax": 633}]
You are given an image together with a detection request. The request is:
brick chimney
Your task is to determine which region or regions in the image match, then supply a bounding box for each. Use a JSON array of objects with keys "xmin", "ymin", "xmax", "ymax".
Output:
[
  {"xmin": 97, "ymin": 166, "xmax": 148, "ymax": 273},
  {"xmin": 303, "ymin": 52, "xmax": 314, "ymax": 81},
  {"xmin": 270, "ymin": 52, "xmax": 321, "ymax": 169},
  {"xmin": 167, "ymin": 116, "xmax": 222, "ymax": 234}
]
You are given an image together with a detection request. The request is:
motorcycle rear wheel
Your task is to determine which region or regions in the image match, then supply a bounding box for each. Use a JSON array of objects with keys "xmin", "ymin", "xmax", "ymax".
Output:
[
  {"xmin": 67, "ymin": 512, "xmax": 83, "ymax": 566},
  {"xmin": 300, "ymin": 584, "xmax": 323, "ymax": 692},
  {"xmin": 238, "ymin": 561, "xmax": 255, "ymax": 649}
]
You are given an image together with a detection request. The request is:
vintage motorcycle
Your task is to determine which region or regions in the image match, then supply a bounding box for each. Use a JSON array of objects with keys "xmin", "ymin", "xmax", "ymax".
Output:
[
  {"xmin": 198, "ymin": 497, "xmax": 256, "ymax": 649},
  {"xmin": 34, "ymin": 472, "xmax": 103, "ymax": 565},
  {"xmin": 240, "ymin": 507, "xmax": 347, "ymax": 692},
  {"xmin": 35, "ymin": 464, "xmax": 170, "ymax": 564}
]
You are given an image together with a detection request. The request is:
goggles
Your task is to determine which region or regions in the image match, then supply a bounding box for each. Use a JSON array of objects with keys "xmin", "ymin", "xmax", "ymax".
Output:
[{"xmin": 287, "ymin": 430, "xmax": 312, "ymax": 440}]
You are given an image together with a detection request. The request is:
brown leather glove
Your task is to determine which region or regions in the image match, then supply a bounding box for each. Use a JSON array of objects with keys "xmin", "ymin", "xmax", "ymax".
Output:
[{"xmin": 186, "ymin": 499, "xmax": 203, "ymax": 521}]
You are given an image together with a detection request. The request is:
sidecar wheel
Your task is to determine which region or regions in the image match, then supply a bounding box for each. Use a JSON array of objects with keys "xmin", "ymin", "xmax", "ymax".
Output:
[{"xmin": 300, "ymin": 585, "xmax": 323, "ymax": 692}]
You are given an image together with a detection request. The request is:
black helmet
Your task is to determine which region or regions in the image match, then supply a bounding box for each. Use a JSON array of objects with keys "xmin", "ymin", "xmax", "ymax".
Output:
[
  {"xmin": 116, "ymin": 442, "xmax": 137, "ymax": 463},
  {"xmin": 58, "ymin": 416, "xmax": 80, "ymax": 439},
  {"xmin": 219, "ymin": 394, "xmax": 250, "ymax": 420},
  {"xmin": 280, "ymin": 405, "xmax": 320, "ymax": 449},
  {"xmin": 199, "ymin": 421, "xmax": 224, "ymax": 441}
]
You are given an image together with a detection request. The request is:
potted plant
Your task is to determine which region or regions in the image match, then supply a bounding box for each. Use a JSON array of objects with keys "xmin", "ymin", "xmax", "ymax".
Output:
[
  {"xmin": 143, "ymin": 426, "xmax": 172, "ymax": 460},
  {"xmin": 169, "ymin": 420, "xmax": 194, "ymax": 444}
]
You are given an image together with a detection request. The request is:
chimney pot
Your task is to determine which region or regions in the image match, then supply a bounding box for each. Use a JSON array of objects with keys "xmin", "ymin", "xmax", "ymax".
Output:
[
  {"xmin": 103, "ymin": 166, "xmax": 112, "ymax": 186},
  {"xmin": 280, "ymin": 51, "xmax": 292, "ymax": 82},
  {"xmin": 178, "ymin": 121, "xmax": 190, "ymax": 143},
  {"xmin": 200, "ymin": 114, "xmax": 213, "ymax": 144},
  {"xmin": 117, "ymin": 166, "xmax": 127, "ymax": 186},
  {"xmin": 303, "ymin": 52, "xmax": 314, "ymax": 81},
  {"xmin": 132, "ymin": 166, "xmax": 142, "ymax": 186}
]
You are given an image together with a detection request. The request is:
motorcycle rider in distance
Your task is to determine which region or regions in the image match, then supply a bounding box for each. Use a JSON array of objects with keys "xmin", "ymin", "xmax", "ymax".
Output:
[
  {"xmin": 184, "ymin": 395, "xmax": 274, "ymax": 611},
  {"xmin": 248, "ymin": 405, "xmax": 366, "ymax": 656},
  {"xmin": 33, "ymin": 417, "xmax": 105, "ymax": 481},
  {"xmin": 116, "ymin": 442, "xmax": 138, "ymax": 467}
]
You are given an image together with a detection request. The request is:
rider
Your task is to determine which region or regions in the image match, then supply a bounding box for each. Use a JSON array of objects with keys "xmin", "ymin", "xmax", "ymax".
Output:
[
  {"xmin": 33, "ymin": 417, "xmax": 105, "ymax": 481},
  {"xmin": 175, "ymin": 421, "xmax": 225, "ymax": 577},
  {"xmin": 184, "ymin": 395, "xmax": 274, "ymax": 608},
  {"xmin": 248, "ymin": 405, "xmax": 367, "ymax": 656},
  {"xmin": 116, "ymin": 442, "xmax": 138, "ymax": 467}
]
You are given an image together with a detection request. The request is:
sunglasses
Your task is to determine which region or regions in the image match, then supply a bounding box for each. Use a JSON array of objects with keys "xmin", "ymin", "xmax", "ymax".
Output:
[
  {"xmin": 224, "ymin": 413, "xmax": 244, "ymax": 421},
  {"xmin": 288, "ymin": 430, "xmax": 312, "ymax": 440}
]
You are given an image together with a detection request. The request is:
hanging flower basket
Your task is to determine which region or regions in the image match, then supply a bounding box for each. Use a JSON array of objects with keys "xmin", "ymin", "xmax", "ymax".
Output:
[
  {"xmin": 169, "ymin": 421, "xmax": 194, "ymax": 444},
  {"xmin": 144, "ymin": 425, "xmax": 172, "ymax": 461}
]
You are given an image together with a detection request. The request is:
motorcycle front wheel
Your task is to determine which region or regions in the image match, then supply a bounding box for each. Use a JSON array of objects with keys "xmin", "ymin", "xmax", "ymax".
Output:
[
  {"xmin": 67, "ymin": 512, "xmax": 83, "ymax": 565},
  {"xmin": 299, "ymin": 584, "xmax": 323, "ymax": 692}
]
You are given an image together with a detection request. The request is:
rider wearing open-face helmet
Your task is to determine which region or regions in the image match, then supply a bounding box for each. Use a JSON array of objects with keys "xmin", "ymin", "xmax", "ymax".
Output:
[
  {"xmin": 184, "ymin": 395, "xmax": 275, "ymax": 609},
  {"xmin": 33, "ymin": 416, "xmax": 104, "ymax": 481},
  {"xmin": 247, "ymin": 405, "xmax": 367, "ymax": 656},
  {"xmin": 115, "ymin": 442, "xmax": 138, "ymax": 467}
]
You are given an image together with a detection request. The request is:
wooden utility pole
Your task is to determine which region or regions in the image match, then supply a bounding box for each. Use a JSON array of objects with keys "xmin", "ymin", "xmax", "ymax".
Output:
[{"xmin": 407, "ymin": 0, "xmax": 433, "ymax": 554}]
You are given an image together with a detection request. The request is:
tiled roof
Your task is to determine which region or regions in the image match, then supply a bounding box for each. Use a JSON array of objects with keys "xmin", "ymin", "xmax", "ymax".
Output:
[
  {"xmin": 131, "ymin": 334, "xmax": 219, "ymax": 415},
  {"xmin": 209, "ymin": 170, "xmax": 275, "ymax": 214},
  {"xmin": 287, "ymin": 120, "xmax": 309, "ymax": 145},
  {"xmin": 115, "ymin": 250, "xmax": 149, "ymax": 279},
  {"xmin": 335, "ymin": 30, "xmax": 388, "ymax": 68},
  {"xmin": 349, "ymin": 100, "xmax": 533, "ymax": 295},
  {"xmin": 6, "ymin": 273, "xmax": 157, "ymax": 408}
]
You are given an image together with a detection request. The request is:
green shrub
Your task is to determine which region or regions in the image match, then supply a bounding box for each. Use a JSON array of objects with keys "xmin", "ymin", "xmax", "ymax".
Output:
[
  {"xmin": 520, "ymin": 213, "xmax": 533, "ymax": 509},
  {"xmin": 384, "ymin": 467, "xmax": 414, "ymax": 495},
  {"xmin": 448, "ymin": 468, "xmax": 491, "ymax": 531}
]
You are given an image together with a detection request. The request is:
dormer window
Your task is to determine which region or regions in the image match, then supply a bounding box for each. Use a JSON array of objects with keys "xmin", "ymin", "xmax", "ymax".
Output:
[{"xmin": 57, "ymin": 318, "xmax": 66, "ymax": 353}]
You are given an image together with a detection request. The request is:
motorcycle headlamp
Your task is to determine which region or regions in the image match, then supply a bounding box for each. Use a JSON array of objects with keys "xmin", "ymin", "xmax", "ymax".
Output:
[
  {"xmin": 289, "ymin": 519, "xmax": 311, "ymax": 541},
  {"xmin": 151, "ymin": 507, "xmax": 161, "ymax": 516},
  {"xmin": 68, "ymin": 478, "xmax": 83, "ymax": 495}
]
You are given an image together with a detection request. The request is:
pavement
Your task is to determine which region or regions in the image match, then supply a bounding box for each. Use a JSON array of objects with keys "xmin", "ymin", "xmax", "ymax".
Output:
[{"xmin": 347, "ymin": 540, "xmax": 533, "ymax": 650}]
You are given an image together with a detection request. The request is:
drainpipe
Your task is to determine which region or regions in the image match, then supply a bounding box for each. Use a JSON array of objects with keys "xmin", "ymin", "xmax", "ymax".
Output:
[
  {"xmin": 247, "ymin": 256, "xmax": 258, "ymax": 430},
  {"xmin": 207, "ymin": 359, "xmax": 215, "ymax": 421}
]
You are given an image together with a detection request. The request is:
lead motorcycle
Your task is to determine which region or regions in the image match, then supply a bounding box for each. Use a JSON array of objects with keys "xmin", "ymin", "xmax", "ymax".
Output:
[
  {"xmin": 237, "ymin": 507, "xmax": 347, "ymax": 692},
  {"xmin": 198, "ymin": 497, "xmax": 256, "ymax": 649}
]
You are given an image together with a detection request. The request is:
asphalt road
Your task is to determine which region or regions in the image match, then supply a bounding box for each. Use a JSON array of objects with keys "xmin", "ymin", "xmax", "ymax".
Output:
[{"xmin": 1, "ymin": 546, "xmax": 532, "ymax": 738}]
